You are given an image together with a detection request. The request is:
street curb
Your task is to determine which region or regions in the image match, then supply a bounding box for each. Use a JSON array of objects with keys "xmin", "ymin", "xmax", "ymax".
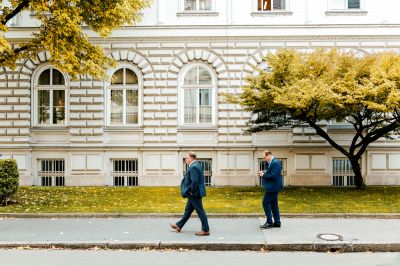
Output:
[
  {"xmin": 0, "ymin": 213, "xmax": 400, "ymax": 219},
  {"xmin": 0, "ymin": 242, "xmax": 399, "ymax": 252}
]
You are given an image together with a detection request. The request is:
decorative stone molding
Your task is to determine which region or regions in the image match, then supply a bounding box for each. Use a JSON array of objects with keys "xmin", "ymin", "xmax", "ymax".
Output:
[
  {"xmin": 18, "ymin": 51, "xmax": 50, "ymax": 82},
  {"xmin": 240, "ymin": 49, "xmax": 272, "ymax": 87},
  {"xmin": 166, "ymin": 49, "xmax": 229, "ymax": 82},
  {"xmin": 108, "ymin": 50, "xmax": 155, "ymax": 80}
]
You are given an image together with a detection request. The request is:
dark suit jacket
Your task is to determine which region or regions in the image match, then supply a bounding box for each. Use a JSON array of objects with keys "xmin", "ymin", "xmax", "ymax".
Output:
[
  {"xmin": 180, "ymin": 161, "xmax": 207, "ymax": 198},
  {"xmin": 262, "ymin": 158, "xmax": 283, "ymax": 193}
]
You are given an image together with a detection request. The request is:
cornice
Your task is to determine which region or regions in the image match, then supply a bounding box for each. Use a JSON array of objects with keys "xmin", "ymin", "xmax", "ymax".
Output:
[
  {"xmin": 7, "ymin": 35, "xmax": 400, "ymax": 43},
  {"xmin": 8, "ymin": 23, "xmax": 400, "ymax": 31}
]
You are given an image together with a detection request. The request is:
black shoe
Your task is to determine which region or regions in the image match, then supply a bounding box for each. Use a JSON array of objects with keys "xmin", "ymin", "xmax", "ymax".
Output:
[
  {"xmin": 260, "ymin": 223, "xmax": 273, "ymax": 229},
  {"xmin": 272, "ymin": 223, "xmax": 281, "ymax": 228}
]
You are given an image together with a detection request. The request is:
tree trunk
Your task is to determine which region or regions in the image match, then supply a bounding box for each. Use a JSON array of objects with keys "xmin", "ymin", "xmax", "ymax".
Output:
[{"xmin": 350, "ymin": 159, "xmax": 365, "ymax": 190}]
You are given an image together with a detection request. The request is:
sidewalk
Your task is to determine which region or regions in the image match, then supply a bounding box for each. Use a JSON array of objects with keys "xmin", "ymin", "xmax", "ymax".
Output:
[{"xmin": 0, "ymin": 217, "xmax": 399, "ymax": 252}]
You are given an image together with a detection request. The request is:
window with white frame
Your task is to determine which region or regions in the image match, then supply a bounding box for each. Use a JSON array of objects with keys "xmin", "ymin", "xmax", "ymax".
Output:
[
  {"xmin": 184, "ymin": 0, "xmax": 212, "ymax": 11},
  {"xmin": 257, "ymin": 0, "xmax": 286, "ymax": 11},
  {"xmin": 35, "ymin": 67, "xmax": 66, "ymax": 126},
  {"xmin": 38, "ymin": 159, "xmax": 65, "ymax": 186},
  {"xmin": 111, "ymin": 159, "xmax": 139, "ymax": 186},
  {"xmin": 332, "ymin": 158, "xmax": 355, "ymax": 187},
  {"xmin": 331, "ymin": 0, "xmax": 360, "ymax": 10},
  {"xmin": 108, "ymin": 67, "xmax": 140, "ymax": 126},
  {"xmin": 180, "ymin": 64, "xmax": 215, "ymax": 126}
]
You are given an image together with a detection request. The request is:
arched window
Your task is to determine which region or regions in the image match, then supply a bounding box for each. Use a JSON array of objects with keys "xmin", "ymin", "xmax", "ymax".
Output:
[
  {"xmin": 108, "ymin": 67, "xmax": 140, "ymax": 125},
  {"xmin": 35, "ymin": 67, "xmax": 67, "ymax": 125},
  {"xmin": 180, "ymin": 64, "xmax": 215, "ymax": 125}
]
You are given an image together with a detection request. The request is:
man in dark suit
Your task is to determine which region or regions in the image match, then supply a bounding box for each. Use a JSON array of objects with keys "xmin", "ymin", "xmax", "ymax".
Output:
[
  {"xmin": 257, "ymin": 150, "xmax": 283, "ymax": 229},
  {"xmin": 170, "ymin": 152, "xmax": 210, "ymax": 236}
]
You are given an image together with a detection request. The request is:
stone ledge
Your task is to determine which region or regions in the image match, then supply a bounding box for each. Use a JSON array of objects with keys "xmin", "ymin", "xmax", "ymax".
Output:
[
  {"xmin": 251, "ymin": 11, "xmax": 293, "ymax": 17},
  {"xmin": 325, "ymin": 10, "xmax": 368, "ymax": 16},
  {"xmin": 176, "ymin": 12, "xmax": 219, "ymax": 17}
]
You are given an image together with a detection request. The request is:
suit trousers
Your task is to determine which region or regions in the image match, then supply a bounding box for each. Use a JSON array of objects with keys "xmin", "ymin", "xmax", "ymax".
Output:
[
  {"xmin": 176, "ymin": 197, "xmax": 210, "ymax": 232},
  {"xmin": 262, "ymin": 192, "xmax": 281, "ymax": 225}
]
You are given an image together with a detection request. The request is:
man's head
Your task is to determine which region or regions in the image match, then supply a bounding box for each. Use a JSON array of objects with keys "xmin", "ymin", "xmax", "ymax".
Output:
[
  {"xmin": 263, "ymin": 150, "xmax": 273, "ymax": 163},
  {"xmin": 185, "ymin": 151, "xmax": 197, "ymax": 165}
]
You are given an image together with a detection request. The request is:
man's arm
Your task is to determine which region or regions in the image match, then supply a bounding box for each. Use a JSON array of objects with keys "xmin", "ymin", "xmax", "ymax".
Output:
[
  {"xmin": 262, "ymin": 162, "xmax": 281, "ymax": 181},
  {"xmin": 189, "ymin": 166, "xmax": 200, "ymax": 194}
]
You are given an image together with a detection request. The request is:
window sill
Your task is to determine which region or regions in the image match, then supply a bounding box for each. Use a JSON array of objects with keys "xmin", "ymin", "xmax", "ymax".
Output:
[
  {"xmin": 177, "ymin": 126, "xmax": 218, "ymax": 132},
  {"xmin": 251, "ymin": 11, "xmax": 293, "ymax": 17},
  {"xmin": 30, "ymin": 126, "xmax": 69, "ymax": 132},
  {"xmin": 104, "ymin": 126, "xmax": 143, "ymax": 132},
  {"xmin": 325, "ymin": 10, "xmax": 368, "ymax": 16},
  {"xmin": 176, "ymin": 11, "xmax": 219, "ymax": 17}
]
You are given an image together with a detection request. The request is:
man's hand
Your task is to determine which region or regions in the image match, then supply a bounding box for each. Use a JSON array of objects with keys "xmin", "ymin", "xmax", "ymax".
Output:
[{"xmin": 257, "ymin": 171, "xmax": 264, "ymax": 177}]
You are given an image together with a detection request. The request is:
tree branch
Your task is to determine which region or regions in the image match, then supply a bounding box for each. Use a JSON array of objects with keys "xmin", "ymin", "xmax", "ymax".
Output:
[
  {"xmin": 0, "ymin": 44, "xmax": 29, "ymax": 65},
  {"xmin": 355, "ymin": 120, "xmax": 400, "ymax": 158},
  {"xmin": 1, "ymin": 0, "xmax": 31, "ymax": 26},
  {"xmin": 307, "ymin": 119, "xmax": 350, "ymax": 158}
]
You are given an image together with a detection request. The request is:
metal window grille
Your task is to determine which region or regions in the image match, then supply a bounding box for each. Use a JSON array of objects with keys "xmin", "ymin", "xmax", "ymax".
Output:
[
  {"xmin": 39, "ymin": 159, "xmax": 65, "ymax": 186},
  {"xmin": 183, "ymin": 158, "xmax": 212, "ymax": 186},
  {"xmin": 258, "ymin": 158, "xmax": 286, "ymax": 186},
  {"xmin": 332, "ymin": 158, "xmax": 356, "ymax": 187},
  {"xmin": 111, "ymin": 159, "xmax": 139, "ymax": 186}
]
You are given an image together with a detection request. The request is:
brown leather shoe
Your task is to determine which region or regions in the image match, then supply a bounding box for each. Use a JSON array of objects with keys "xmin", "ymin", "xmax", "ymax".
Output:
[
  {"xmin": 195, "ymin": 231, "xmax": 210, "ymax": 236},
  {"xmin": 169, "ymin": 223, "xmax": 181, "ymax": 232}
]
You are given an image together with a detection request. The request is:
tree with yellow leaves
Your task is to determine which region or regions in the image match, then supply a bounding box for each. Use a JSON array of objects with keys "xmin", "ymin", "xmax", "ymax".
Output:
[
  {"xmin": 230, "ymin": 49, "xmax": 400, "ymax": 190},
  {"xmin": 0, "ymin": 0, "xmax": 151, "ymax": 79}
]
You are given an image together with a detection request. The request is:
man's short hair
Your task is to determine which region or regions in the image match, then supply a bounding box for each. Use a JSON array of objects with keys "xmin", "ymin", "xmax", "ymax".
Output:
[
  {"xmin": 264, "ymin": 150, "xmax": 272, "ymax": 156},
  {"xmin": 188, "ymin": 152, "xmax": 197, "ymax": 159}
]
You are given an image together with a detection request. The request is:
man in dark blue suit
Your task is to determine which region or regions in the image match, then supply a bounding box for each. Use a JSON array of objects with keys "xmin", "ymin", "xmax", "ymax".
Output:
[
  {"xmin": 257, "ymin": 150, "xmax": 283, "ymax": 229},
  {"xmin": 170, "ymin": 152, "xmax": 210, "ymax": 236}
]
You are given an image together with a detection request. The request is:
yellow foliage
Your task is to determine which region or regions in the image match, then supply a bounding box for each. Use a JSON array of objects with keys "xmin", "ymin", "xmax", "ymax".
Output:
[
  {"xmin": 237, "ymin": 49, "xmax": 400, "ymax": 122},
  {"xmin": 1, "ymin": 0, "xmax": 152, "ymax": 79}
]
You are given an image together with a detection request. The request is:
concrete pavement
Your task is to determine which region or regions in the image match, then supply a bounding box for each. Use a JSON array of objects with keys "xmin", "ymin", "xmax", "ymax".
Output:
[{"xmin": 0, "ymin": 217, "xmax": 399, "ymax": 252}]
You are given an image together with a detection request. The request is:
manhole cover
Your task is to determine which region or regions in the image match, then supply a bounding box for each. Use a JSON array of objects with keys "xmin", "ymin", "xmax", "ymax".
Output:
[{"xmin": 317, "ymin": 233, "xmax": 343, "ymax": 241}]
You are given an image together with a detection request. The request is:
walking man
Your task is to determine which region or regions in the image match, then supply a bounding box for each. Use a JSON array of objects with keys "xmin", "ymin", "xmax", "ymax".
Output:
[
  {"xmin": 170, "ymin": 152, "xmax": 210, "ymax": 236},
  {"xmin": 257, "ymin": 150, "xmax": 283, "ymax": 229}
]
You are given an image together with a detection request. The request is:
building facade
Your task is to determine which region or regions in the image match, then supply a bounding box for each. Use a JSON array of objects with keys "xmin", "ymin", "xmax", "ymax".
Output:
[{"xmin": 2, "ymin": 0, "xmax": 400, "ymax": 187}]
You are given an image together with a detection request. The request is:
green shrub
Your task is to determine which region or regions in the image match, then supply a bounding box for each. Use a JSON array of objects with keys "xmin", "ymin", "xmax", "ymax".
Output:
[{"xmin": 0, "ymin": 159, "xmax": 19, "ymax": 205}]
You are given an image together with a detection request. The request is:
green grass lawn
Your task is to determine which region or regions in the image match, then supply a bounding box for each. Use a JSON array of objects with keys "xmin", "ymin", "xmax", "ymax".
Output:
[{"xmin": 1, "ymin": 186, "xmax": 399, "ymax": 213}]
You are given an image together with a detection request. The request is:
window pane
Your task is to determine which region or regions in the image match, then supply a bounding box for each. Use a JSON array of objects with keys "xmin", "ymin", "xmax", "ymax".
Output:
[
  {"xmin": 184, "ymin": 67, "xmax": 198, "ymax": 85},
  {"xmin": 126, "ymin": 90, "xmax": 138, "ymax": 124},
  {"xmin": 260, "ymin": 0, "xmax": 271, "ymax": 11},
  {"xmin": 38, "ymin": 90, "xmax": 50, "ymax": 124},
  {"xmin": 332, "ymin": 0, "xmax": 346, "ymax": 9},
  {"xmin": 111, "ymin": 90, "xmax": 123, "ymax": 124},
  {"xmin": 199, "ymin": 0, "xmax": 211, "ymax": 10},
  {"xmin": 184, "ymin": 0, "xmax": 196, "ymax": 10},
  {"xmin": 273, "ymin": 0, "xmax": 285, "ymax": 10},
  {"xmin": 348, "ymin": 0, "xmax": 360, "ymax": 9},
  {"xmin": 125, "ymin": 69, "xmax": 138, "ymax": 85},
  {"xmin": 52, "ymin": 69, "xmax": 65, "ymax": 85},
  {"xmin": 38, "ymin": 69, "xmax": 51, "ymax": 85},
  {"xmin": 53, "ymin": 90, "xmax": 65, "ymax": 124},
  {"xmin": 199, "ymin": 68, "xmax": 212, "ymax": 84},
  {"xmin": 184, "ymin": 89, "xmax": 197, "ymax": 124},
  {"xmin": 112, "ymin": 69, "xmax": 124, "ymax": 85},
  {"xmin": 199, "ymin": 89, "xmax": 212, "ymax": 124}
]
